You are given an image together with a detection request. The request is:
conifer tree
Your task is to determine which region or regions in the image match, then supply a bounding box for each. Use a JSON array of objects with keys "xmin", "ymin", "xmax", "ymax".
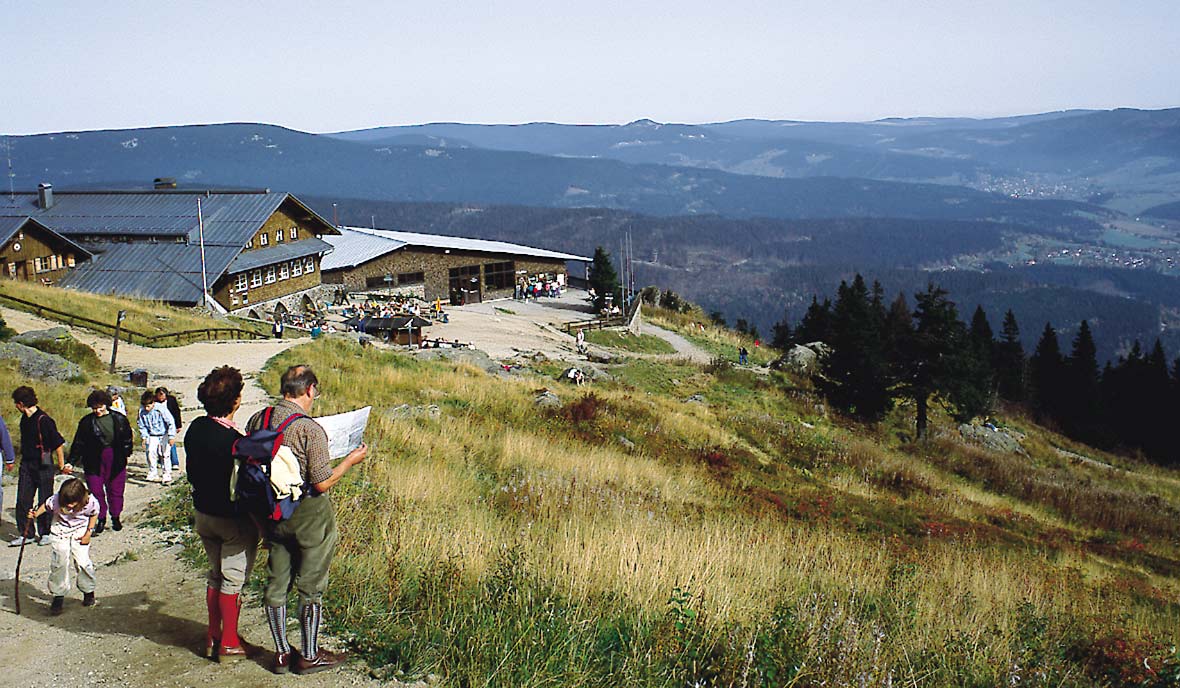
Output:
[
  {"xmin": 820, "ymin": 275, "xmax": 892, "ymax": 421},
  {"xmin": 794, "ymin": 297, "xmax": 833, "ymax": 344},
  {"xmin": 1029, "ymin": 323, "xmax": 1065, "ymax": 422},
  {"xmin": 771, "ymin": 317, "xmax": 792, "ymax": 350},
  {"xmin": 587, "ymin": 246, "xmax": 621, "ymax": 311},
  {"xmin": 995, "ymin": 310, "xmax": 1026, "ymax": 402},
  {"xmin": 1064, "ymin": 320, "xmax": 1100, "ymax": 441},
  {"xmin": 967, "ymin": 305, "xmax": 997, "ymax": 410},
  {"xmin": 1143, "ymin": 339, "xmax": 1171, "ymax": 461},
  {"xmin": 897, "ymin": 284, "xmax": 974, "ymax": 439}
]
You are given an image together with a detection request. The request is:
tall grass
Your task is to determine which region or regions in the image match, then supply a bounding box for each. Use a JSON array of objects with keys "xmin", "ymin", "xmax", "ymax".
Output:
[{"xmin": 206, "ymin": 338, "xmax": 1180, "ymax": 685}]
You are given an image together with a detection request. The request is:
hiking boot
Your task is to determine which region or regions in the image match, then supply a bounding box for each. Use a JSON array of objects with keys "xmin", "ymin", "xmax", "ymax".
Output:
[
  {"xmin": 82, "ymin": 592, "xmax": 96, "ymax": 607},
  {"xmin": 8, "ymin": 535, "xmax": 35, "ymax": 547},
  {"xmin": 294, "ymin": 649, "xmax": 349, "ymax": 675},
  {"xmin": 37, "ymin": 535, "xmax": 51, "ymax": 546},
  {"xmin": 111, "ymin": 516, "xmax": 123, "ymax": 531},
  {"xmin": 93, "ymin": 519, "xmax": 106, "ymax": 536},
  {"xmin": 272, "ymin": 651, "xmax": 291, "ymax": 674},
  {"xmin": 50, "ymin": 596, "xmax": 64, "ymax": 615}
]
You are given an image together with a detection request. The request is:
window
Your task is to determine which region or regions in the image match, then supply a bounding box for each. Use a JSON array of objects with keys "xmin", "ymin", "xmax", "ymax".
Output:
[
  {"xmin": 66, "ymin": 255, "xmax": 76, "ymax": 268},
  {"xmin": 235, "ymin": 274, "xmax": 248, "ymax": 292},
  {"xmin": 33, "ymin": 257, "xmax": 44, "ymax": 273},
  {"xmin": 366, "ymin": 275, "xmax": 390, "ymax": 289},
  {"xmin": 231, "ymin": 294, "xmax": 239, "ymax": 306},
  {"xmin": 7, "ymin": 263, "xmax": 15, "ymax": 277},
  {"xmin": 279, "ymin": 263, "xmax": 289, "ymax": 280},
  {"xmin": 260, "ymin": 233, "xmax": 269, "ymax": 247},
  {"xmin": 289, "ymin": 227, "xmax": 298, "ymax": 240},
  {"xmin": 292, "ymin": 260, "xmax": 302, "ymax": 277},
  {"xmin": 484, "ymin": 261, "xmax": 515, "ymax": 290},
  {"xmin": 245, "ymin": 238, "xmax": 253, "ymax": 249},
  {"xmin": 275, "ymin": 230, "xmax": 284, "ymax": 243},
  {"xmin": 265, "ymin": 266, "xmax": 276, "ymax": 284},
  {"xmin": 48, "ymin": 255, "xmax": 58, "ymax": 271},
  {"xmin": 397, "ymin": 271, "xmax": 424, "ymax": 286},
  {"xmin": 242, "ymin": 292, "xmax": 249, "ymax": 304},
  {"xmin": 304, "ymin": 258, "xmax": 315, "ymax": 273},
  {"xmin": 448, "ymin": 264, "xmax": 481, "ymax": 294},
  {"xmin": 251, "ymin": 269, "xmax": 263, "ymax": 288}
]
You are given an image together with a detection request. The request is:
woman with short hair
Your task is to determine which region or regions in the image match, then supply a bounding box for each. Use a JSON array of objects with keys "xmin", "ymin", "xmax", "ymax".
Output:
[
  {"xmin": 185, "ymin": 366, "xmax": 258, "ymax": 662},
  {"xmin": 68, "ymin": 388, "xmax": 134, "ymax": 535}
]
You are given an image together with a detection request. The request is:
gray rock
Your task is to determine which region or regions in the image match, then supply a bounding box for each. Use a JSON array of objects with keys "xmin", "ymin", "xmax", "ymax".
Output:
[
  {"xmin": 385, "ymin": 404, "xmax": 442, "ymax": 420},
  {"xmin": 582, "ymin": 365, "xmax": 613, "ymax": 382},
  {"xmin": 12, "ymin": 327, "xmax": 73, "ymax": 345},
  {"xmin": 684, "ymin": 393, "xmax": 706, "ymax": 404},
  {"xmin": 534, "ymin": 390, "xmax": 562, "ymax": 408},
  {"xmin": 958, "ymin": 423, "xmax": 1026, "ymax": 455},
  {"xmin": 775, "ymin": 342, "xmax": 831, "ymax": 375},
  {"xmin": 586, "ymin": 350, "xmax": 615, "ymax": 364},
  {"xmin": 0, "ymin": 342, "xmax": 82, "ymax": 381},
  {"xmin": 415, "ymin": 347, "xmax": 500, "ymax": 374},
  {"xmin": 618, "ymin": 435, "xmax": 636, "ymax": 451}
]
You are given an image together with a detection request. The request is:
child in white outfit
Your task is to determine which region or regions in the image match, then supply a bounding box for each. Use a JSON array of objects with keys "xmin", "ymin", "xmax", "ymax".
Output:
[
  {"xmin": 27, "ymin": 477, "xmax": 99, "ymax": 614},
  {"xmin": 137, "ymin": 391, "xmax": 177, "ymax": 485}
]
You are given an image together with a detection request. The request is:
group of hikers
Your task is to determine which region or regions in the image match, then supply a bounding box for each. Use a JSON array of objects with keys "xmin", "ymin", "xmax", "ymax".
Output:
[
  {"xmin": 1, "ymin": 365, "xmax": 367, "ymax": 675},
  {"xmin": 515, "ymin": 278, "xmax": 562, "ymax": 301}
]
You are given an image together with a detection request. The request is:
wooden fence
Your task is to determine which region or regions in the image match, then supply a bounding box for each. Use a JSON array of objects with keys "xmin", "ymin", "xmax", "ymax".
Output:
[{"xmin": 0, "ymin": 292, "xmax": 268, "ymax": 346}]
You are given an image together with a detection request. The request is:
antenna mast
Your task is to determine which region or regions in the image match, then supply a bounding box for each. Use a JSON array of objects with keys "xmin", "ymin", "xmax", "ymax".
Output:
[{"xmin": 4, "ymin": 137, "xmax": 14, "ymax": 203}]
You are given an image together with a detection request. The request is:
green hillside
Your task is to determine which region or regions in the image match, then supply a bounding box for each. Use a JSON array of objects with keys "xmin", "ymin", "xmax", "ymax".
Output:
[{"xmin": 154, "ymin": 331, "xmax": 1180, "ymax": 686}]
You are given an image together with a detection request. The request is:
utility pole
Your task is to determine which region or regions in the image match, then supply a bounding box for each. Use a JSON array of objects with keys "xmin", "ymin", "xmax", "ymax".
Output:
[
  {"xmin": 109, "ymin": 310, "xmax": 127, "ymax": 373},
  {"xmin": 197, "ymin": 198, "xmax": 209, "ymax": 308}
]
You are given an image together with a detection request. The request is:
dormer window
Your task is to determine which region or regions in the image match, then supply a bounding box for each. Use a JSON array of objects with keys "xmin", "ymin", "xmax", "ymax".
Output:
[
  {"xmin": 260, "ymin": 233, "xmax": 269, "ymax": 247},
  {"xmin": 245, "ymin": 238, "xmax": 253, "ymax": 249},
  {"xmin": 276, "ymin": 230, "xmax": 284, "ymax": 243},
  {"xmin": 289, "ymin": 227, "xmax": 298, "ymax": 240}
]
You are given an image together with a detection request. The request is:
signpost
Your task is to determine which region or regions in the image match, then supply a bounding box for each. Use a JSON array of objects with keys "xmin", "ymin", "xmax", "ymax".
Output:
[{"xmin": 109, "ymin": 309, "xmax": 127, "ymax": 373}]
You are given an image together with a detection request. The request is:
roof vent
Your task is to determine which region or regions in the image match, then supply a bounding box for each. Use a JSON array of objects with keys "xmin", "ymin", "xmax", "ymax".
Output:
[
  {"xmin": 154, "ymin": 177, "xmax": 177, "ymax": 190},
  {"xmin": 37, "ymin": 182, "xmax": 54, "ymax": 209}
]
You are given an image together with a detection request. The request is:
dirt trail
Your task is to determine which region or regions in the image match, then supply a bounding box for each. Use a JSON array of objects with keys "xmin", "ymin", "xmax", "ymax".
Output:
[
  {"xmin": 0, "ymin": 307, "xmax": 400, "ymax": 687},
  {"xmin": 638, "ymin": 322, "xmax": 711, "ymax": 363}
]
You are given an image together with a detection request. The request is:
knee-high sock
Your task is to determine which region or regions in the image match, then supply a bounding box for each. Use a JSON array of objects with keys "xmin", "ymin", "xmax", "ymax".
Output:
[
  {"xmin": 218, "ymin": 593, "xmax": 241, "ymax": 648},
  {"xmin": 266, "ymin": 605, "xmax": 291, "ymax": 654},
  {"xmin": 206, "ymin": 587, "xmax": 220, "ymax": 639},
  {"xmin": 300, "ymin": 602, "xmax": 322, "ymax": 659}
]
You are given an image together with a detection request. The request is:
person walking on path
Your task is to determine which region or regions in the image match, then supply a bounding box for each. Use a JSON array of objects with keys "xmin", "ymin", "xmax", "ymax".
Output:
[
  {"xmin": 247, "ymin": 365, "xmax": 367, "ymax": 675},
  {"xmin": 68, "ymin": 389, "xmax": 134, "ymax": 536},
  {"xmin": 137, "ymin": 391, "xmax": 176, "ymax": 485},
  {"xmin": 27, "ymin": 477, "xmax": 99, "ymax": 614},
  {"xmin": 156, "ymin": 387, "xmax": 183, "ymax": 472},
  {"xmin": 186, "ymin": 366, "xmax": 258, "ymax": 663},
  {"xmin": 11, "ymin": 386, "xmax": 70, "ymax": 547},
  {"xmin": 107, "ymin": 387, "xmax": 127, "ymax": 416},
  {"xmin": 0, "ymin": 413, "xmax": 15, "ymax": 522},
  {"xmin": 739, "ymin": 346, "xmax": 749, "ymax": 365}
]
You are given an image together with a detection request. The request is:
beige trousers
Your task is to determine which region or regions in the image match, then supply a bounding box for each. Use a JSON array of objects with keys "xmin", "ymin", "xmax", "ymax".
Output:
[{"xmin": 48, "ymin": 521, "xmax": 96, "ymax": 596}]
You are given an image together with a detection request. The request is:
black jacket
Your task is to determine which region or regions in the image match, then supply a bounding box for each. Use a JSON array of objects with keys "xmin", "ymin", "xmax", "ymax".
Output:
[
  {"xmin": 164, "ymin": 394, "xmax": 183, "ymax": 430},
  {"xmin": 69, "ymin": 412, "xmax": 134, "ymax": 476}
]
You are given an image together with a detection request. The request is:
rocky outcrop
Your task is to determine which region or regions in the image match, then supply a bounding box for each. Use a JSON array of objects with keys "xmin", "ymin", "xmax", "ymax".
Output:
[
  {"xmin": 0, "ymin": 342, "xmax": 83, "ymax": 381},
  {"xmin": 773, "ymin": 342, "xmax": 831, "ymax": 376},
  {"xmin": 385, "ymin": 404, "xmax": 442, "ymax": 420},
  {"xmin": 534, "ymin": 390, "xmax": 562, "ymax": 409},
  {"xmin": 12, "ymin": 327, "xmax": 73, "ymax": 346},
  {"xmin": 958, "ymin": 423, "xmax": 1026, "ymax": 455}
]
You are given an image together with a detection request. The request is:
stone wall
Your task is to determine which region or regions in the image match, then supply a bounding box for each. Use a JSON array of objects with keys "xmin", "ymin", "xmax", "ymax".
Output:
[
  {"xmin": 324, "ymin": 246, "xmax": 570, "ymax": 302},
  {"xmin": 229, "ymin": 283, "xmax": 341, "ymax": 319}
]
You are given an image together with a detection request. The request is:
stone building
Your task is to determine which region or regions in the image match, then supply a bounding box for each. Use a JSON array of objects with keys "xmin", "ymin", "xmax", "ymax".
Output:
[
  {"xmin": 320, "ymin": 227, "xmax": 590, "ymax": 304},
  {"xmin": 0, "ymin": 215, "xmax": 92, "ymax": 283},
  {"xmin": 0, "ymin": 184, "xmax": 337, "ymax": 315}
]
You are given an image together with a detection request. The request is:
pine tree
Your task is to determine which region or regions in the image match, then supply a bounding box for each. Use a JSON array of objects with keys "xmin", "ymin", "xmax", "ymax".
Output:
[
  {"xmin": 967, "ymin": 305, "xmax": 997, "ymax": 411},
  {"xmin": 1029, "ymin": 323, "xmax": 1065, "ymax": 423},
  {"xmin": 771, "ymin": 316, "xmax": 792, "ymax": 350},
  {"xmin": 587, "ymin": 246, "xmax": 621, "ymax": 311},
  {"xmin": 1063, "ymin": 320, "xmax": 1100, "ymax": 441},
  {"xmin": 897, "ymin": 284, "xmax": 975, "ymax": 439},
  {"xmin": 1143, "ymin": 340, "xmax": 1171, "ymax": 461},
  {"xmin": 995, "ymin": 310, "xmax": 1026, "ymax": 402},
  {"xmin": 820, "ymin": 275, "xmax": 893, "ymax": 421},
  {"xmin": 794, "ymin": 297, "xmax": 833, "ymax": 344}
]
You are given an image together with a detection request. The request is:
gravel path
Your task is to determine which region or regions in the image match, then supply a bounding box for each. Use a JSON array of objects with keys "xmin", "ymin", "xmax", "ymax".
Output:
[
  {"xmin": 638, "ymin": 322, "xmax": 711, "ymax": 363},
  {"xmin": 0, "ymin": 308, "xmax": 405, "ymax": 687}
]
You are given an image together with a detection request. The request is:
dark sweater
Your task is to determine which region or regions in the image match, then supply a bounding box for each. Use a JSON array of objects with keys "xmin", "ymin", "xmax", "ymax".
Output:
[
  {"xmin": 69, "ymin": 411, "xmax": 134, "ymax": 476},
  {"xmin": 185, "ymin": 416, "xmax": 241, "ymax": 517}
]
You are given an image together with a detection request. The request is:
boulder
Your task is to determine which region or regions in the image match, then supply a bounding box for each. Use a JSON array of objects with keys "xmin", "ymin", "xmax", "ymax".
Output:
[
  {"xmin": 775, "ymin": 342, "xmax": 831, "ymax": 375},
  {"xmin": 618, "ymin": 435, "xmax": 637, "ymax": 451},
  {"xmin": 0, "ymin": 342, "xmax": 82, "ymax": 381},
  {"xmin": 385, "ymin": 404, "xmax": 441, "ymax": 420},
  {"xmin": 958, "ymin": 423, "xmax": 1026, "ymax": 455},
  {"xmin": 12, "ymin": 327, "xmax": 73, "ymax": 345},
  {"xmin": 684, "ymin": 393, "xmax": 706, "ymax": 404},
  {"xmin": 586, "ymin": 349, "xmax": 615, "ymax": 364},
  {"xmin": 534, "ymin": 390, "xmax": 562, "ymax": 409},
  {"xmin": 415, "ymin": 347, "xmax": 501, "ymax": 374}
]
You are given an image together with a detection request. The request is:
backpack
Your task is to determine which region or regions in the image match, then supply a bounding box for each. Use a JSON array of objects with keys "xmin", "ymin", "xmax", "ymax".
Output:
[{"xmin": 232, "ymin": 407, "xmax": 308, "ymax": 522}]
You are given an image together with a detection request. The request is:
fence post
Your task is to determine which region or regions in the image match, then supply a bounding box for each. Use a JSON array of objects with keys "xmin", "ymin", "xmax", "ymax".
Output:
[{"xmin": 109, "ymin": 310, "xmax": 127, "ymax": 374}]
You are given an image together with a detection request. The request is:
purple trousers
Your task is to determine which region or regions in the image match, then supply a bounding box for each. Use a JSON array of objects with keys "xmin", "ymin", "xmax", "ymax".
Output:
[{"xmin": 85, "ymin": 447, "xmax": 126, "ymax": 520}]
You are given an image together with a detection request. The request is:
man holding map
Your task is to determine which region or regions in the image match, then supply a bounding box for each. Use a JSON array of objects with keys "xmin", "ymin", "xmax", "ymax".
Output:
[{"xmin": 246, "ymin": 365, "xmax": 367, "ymax": 675}]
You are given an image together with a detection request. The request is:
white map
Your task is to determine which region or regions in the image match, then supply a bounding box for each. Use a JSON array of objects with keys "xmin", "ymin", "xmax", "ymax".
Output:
[{"xmin": 316, "ymin": 406, "xmax": 372, "ymax": 460}]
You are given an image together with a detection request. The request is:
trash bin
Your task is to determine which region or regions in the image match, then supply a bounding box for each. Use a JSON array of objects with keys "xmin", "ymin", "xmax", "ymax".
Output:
[{"xmin": 128, "ymin": 369, "xmax": 148, "ymax": 387}]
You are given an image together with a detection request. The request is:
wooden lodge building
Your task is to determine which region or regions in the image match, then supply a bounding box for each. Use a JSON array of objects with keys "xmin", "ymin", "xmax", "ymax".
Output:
[
  {"xmin": 321, "ymin": 226, "xmax": 590, "ymax": 304},
  {"xmin": 0, "ymin": 184, "xmax": 339, "ymax": 316}
]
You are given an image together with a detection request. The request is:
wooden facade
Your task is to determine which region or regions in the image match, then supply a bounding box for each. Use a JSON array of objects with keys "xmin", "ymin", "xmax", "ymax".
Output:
[
  {"xmin": 0, "ymin": 218, "xmax": 89, "ymax": 284},
  {"xmin": 213, "ymin": 204, "xmax": 331, "ymax": 312}
]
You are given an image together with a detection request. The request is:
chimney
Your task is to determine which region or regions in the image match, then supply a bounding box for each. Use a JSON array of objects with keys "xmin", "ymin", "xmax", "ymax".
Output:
[{"xmin": 37, "ymin": 182, "xmax": 54, "ymax": 209}]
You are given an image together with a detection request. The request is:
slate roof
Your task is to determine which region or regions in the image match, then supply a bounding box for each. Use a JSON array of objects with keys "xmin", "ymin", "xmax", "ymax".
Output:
[
  {"xmin": 225, "ymin": 237, "xmax": 333, "ymax": 274},
  {"xmin": 0, "ymin": 216, "xmax": 93, "ymax": 257},
  {"xmin": 321, "ymin": 226, "xmax": 590, "ymax": 271},
  {"xmin": 0, "ymin": 190, "xmax": 338, "ymax": 304}
]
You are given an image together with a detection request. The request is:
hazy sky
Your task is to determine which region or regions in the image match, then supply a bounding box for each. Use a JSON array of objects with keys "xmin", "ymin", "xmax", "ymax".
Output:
[{"xmin": 3, "ymin": 0, "xmax": 1178, "ymax": 134}]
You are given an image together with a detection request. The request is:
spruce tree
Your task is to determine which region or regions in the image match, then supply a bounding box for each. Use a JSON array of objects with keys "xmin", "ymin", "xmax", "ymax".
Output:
[
  {"xmin": 794, "ymin": 297, "xmax": 833, "ymax": 344},
  {"xmin": 1029, "ymin": 323, "xmax": 1065, "ymax": 423},
  {"xmin": 897, "ymin": 284, "xmax": 975, "ymax": 440},
  {"xmin": 995, "ymin": 310, "xmax": 1026, "ymax": 402},
  {"xmin": 1143, "ymin": 340, "xmax": 1171, "ymax": 461},
  {"xmin": 771, "ymin": 316, "xmax": 792, "ymax": 350},
  {"xmin": 587, "ymin": 246, "xmax": 621, "ymax": 311},
  {"xmin": 820, "ymin": 275, "xmax": 892, "ymax": 421},
  {"xmin": 967, "ymin": 305, "xmax": 997, "ymax": 411},
  {"xmin": 1064, "ymin": 320, "xmax": 1101, "ymax": 441}
]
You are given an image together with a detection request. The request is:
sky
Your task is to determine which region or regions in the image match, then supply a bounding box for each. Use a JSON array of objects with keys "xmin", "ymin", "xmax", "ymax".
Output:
[{"xmin": 2, "ymin": 0, "xmax": 1179, "ymax": 135}]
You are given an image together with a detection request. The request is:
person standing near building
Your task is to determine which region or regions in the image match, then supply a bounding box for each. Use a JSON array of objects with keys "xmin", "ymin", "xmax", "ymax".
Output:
[
  {"xmin": 247, "ymin": 365, "xmax": 367, "ymax": 675},
  {"xmin": 272, "ymin": 317, "xmax": 284, "ymax": 340},
  {"xmin": 69, "ymin": 389, "xmax": 134, "ymax": 535},
  {"xmin": 137, "ymin": 391, "xmax": 176, "ymax": 485},
  {"xmin": 156, "ymin": 387, "xmax": 183, "ymax": 472},
  {"xmin": 11, "ymin": 386, "xmax": 70, "ymax": 547}
]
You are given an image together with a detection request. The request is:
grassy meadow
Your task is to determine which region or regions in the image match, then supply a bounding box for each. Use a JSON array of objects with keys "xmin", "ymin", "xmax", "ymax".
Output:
[
  {"xmin": 644, "ymin": 305, "xmax": 778, "ymax": 366},
  {"xmin": 153, "ymin": 336, "xmax": 1180, "ymax": 686},
  {"xmin": 584, "ymin": 329, "xmax": 676, "ymax": 355},
  {"xmin": 0, "ymin": 281, "xmax": 272, "ymax": 343}
]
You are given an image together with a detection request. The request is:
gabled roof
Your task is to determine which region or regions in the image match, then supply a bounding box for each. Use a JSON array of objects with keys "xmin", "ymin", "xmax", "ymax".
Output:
[
  {"xmin": 0, "ymin": 216, "xmax": 93, "ymax": 257},
  {"xmin": 321, "ymin": 226, "xmax": 590, "ymax": 271}
]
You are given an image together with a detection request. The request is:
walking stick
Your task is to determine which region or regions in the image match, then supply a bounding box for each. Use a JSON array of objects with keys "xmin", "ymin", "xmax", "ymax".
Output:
[{"xmin": 14, "ymin": 517, "xmax": 33, "ymax": 615}]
